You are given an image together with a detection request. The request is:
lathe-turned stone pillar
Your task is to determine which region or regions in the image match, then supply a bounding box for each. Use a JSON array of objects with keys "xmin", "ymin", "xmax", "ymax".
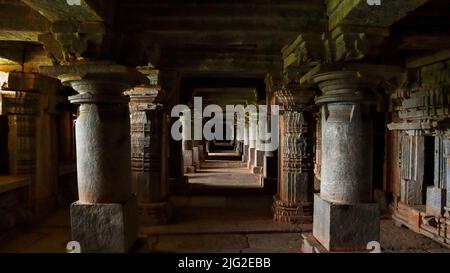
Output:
[
  {"xmin": 308, "ymin": 69, "xmax": 380, "ymax": 252},
  {"xmin": 41, "ymin": 63, "xmax": 142, "ymax": 253},
  {"xmin": 273, "ymin": 87, "xmax": 316, "ymax": 223},
  {"xmin": 127, "ymin": 79, "xmax": 170, "ymax": 225}
]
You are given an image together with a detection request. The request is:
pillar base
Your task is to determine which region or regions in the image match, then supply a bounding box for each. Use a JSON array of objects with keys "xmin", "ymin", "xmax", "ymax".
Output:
[
  {"xmin": 273, "ymin": 200, "xmax": 313, "ymax": 223},
  {"xmin": 301, "ymin": 233, "xmax": 328, "ymax": 253},
  {"xmin": 242, "ymin": 145, "xmax": 249, "ymax": 162},
  {"xmin": 247, "ymin": 148, "xmax": 256, "ymax": 169},
  {"xmin": 184, "ymin": 166, "xmax": 196, "ymax": 174},
  {"xmin": 138, "ymin": 201, "xmax": 172, "ymax": 226},
  {"xmin": 252, "ymin": 166, "xmax": 263, "ymax": 175},
  {"xmin": 70, "ymin": 196, "xmax": 138, "ymax": 253},
  {"xmin": 256, "ymin": 150, "xmax": 265, "ymax": 167},
  {"xmin": 426, "ymin": 187, "xmax": 447, "ymax": 217},
  {"xmin": 192, "ymin": 147, "xmax": 200, "ymax": 168},
  {"xmin": 312, "ymin": 194, "xmax": 380, "ymax": 252}
]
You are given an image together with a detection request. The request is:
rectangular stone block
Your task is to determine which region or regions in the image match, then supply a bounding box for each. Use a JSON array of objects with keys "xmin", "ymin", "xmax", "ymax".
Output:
[
  {"xmin": 242, "ymin": 145, "xmax": 249, "ymax": 162},
  {"xmin": 248, "ymin": 147, "xmax": 255, "ymax": 169},
  {"xmin": 70, "ymin": 196, "xmax": 138, "ymax": 253},
  {"xmin": 447, "ymin": 190, "xmax": 450, "ymax": 208},
  {"xmin": 426, "ymin": 187, "xmax": 446, "ymax": 216},
  {"xmin": 183, "ymin": 150, "xmax": 193, "ymax": 167},
  {"xmin": 256, "ymin": 150, "xmax": 265, "ymax": 167},
  {"xmin": 198, "ymin": 145, "xmax": 204, "ymax": 162},
  {"xmin": 312, "ymin": 194, "xmax": 380, "ymax": 252},
  {"xmin": 192, "ymin": 147, "xmax": 200, "ymax": 163}
]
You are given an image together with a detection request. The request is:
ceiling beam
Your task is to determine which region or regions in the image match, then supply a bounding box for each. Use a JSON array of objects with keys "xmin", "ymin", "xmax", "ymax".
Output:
[{"xmin": 0, "ymin": 1, "xmax": 49, "ymax": 42}]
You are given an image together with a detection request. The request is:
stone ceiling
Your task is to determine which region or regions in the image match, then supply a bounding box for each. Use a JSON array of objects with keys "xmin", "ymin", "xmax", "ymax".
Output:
[{"xmin": 0, "ymin": 0, "xmax": 448, "ymax": 88}]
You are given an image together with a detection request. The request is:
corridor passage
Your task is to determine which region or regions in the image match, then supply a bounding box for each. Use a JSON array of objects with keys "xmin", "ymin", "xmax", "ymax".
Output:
[{"xmin": 187, "ymin": 152, "xmax": 262, "ymax": 189}]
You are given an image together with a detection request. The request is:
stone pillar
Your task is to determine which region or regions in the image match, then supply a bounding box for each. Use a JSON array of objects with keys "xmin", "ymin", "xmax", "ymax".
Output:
[
  {"xmin": 182, "ymin": 112, "xmax": 195, "ymax": 173},
  {"xmin": 127, "ymin": 81, "xmax": 171, "ymax": 225},
  {"xmin": 5, "ymin": 105, "xmax": 37, "ymax": 177},
  {"xmin": 273, "ymin": 87, "xmax": 316, "ymax": 223},
  {"xmin": 248, "ymin": 112, "xmax": 258, "ymax": 169},
  {"xmin": 192, "ymin": 113, "xmax": 203, "ymax": 169},
  {"xmin": 34, "ymin": 75, "xmax": 61, "ymax": 217},
  {"xmin": 41, "ymin": 63, "xmax": 141, "ymax": 253},
  {"xmin": 308, "ymin": 69, "xmax": 380, "ymax": 252},
  {"xmin": 242, "ymin": 124, "xmax": 250, "ymax": 162},
  {"xmin": 254, "ymin": 108, "xmax": 265, "ymax": 175},
  {"xmin": 1, "ymin": 72, "xmax": 61, "ymax": 219}
]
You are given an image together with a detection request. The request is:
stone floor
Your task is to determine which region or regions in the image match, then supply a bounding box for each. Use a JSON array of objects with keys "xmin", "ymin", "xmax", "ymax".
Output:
[
  {"xmin": 1, "ymin": 207, "xmax": 449, "ymax": 253},
  {"xmin": 1, "ymin": 158, "xmax": 449, "ymax": 253},
  {"xmin": 186, "ymin": 158, "xmax": 262, "ymax": 188}
]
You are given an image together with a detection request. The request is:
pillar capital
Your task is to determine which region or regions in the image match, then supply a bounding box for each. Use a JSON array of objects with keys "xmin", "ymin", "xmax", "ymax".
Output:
[
  {"xmin": 312, "ymin": 63, "xmax": 404, "ymax": 104},
  {"xmin": 39, "ymin": 62, "xmax": 144, "ymax": 104},
  {"xmin": 126, "ymin": 85, "xmax": 164, "ymax": 112},
  {"xmin": 275, "ymin": 85, "xmax": 316, "ymax": 111}
]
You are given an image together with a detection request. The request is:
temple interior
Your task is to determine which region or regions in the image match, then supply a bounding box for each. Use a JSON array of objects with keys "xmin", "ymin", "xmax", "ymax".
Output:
[{"xmin": 1, "ymin": 0, "xmax": 450, "ymax": 253}]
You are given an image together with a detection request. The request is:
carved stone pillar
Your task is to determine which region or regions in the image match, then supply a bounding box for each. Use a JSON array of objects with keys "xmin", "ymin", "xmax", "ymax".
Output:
[
  {"xmin": 1, "ymin": 72, "xmax": 61, "ymax": 218},
  {"xmin": 127, "ymin": 81, "xmax": 170, "ymax": 225},
  {"xmin": 308, "ymin": 68, "xmax": 380, "ymax": 252},
  {"xmin": 2, "ymin": 94, "xmax": 37, "ymax": 176},
  {"xmin": 273, "ymin": 86, "xmax": 316, "ymax": 223},
  {"xmin": 41, "ymin": 63, "xmax": 141, "ymax": 253}
]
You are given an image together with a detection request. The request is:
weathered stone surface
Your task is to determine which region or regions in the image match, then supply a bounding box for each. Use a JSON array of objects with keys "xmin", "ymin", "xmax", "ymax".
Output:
[
  {"xmin": 256, "ymin": 150, "xmax": 265, "ymax": 168},
  {"xmin": 312, "ymin": 194, "xmax": 380, "ymax": 251},
  {"xmin": 242, "ymin": 145, "xmax": 249, "ymax": 162},
  {"xmin": 138, "ymin": 202, "xmax": 172, "ymax": 226},
  {"xmin": 247, "ymin": 147, "xmax": 256, "ymax": 169},
  {"xmin": 319, "ymin": 102, "xmax": 374, "ymax": 204},
  {"xmin": 426, "ymin": 187, "xmax": 446, "ymax": 217},
  {"xmin": 70, "ymin": 197, "xmax": 138, "ymax": 253}
]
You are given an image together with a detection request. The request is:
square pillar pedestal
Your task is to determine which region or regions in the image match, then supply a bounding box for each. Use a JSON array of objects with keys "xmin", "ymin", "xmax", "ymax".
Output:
[
  {"xmin": 426, "ymin": 187, "xmax": 447, "ymax": 216},
  {"xmin": 70, "ymin": 196, "xmax": 138, "ymax": 253},
  {"xmin": 306, "ymin": 194, "xmax": 380, "ymax": 252},
  {"xmin": 183, "ymin": 150, "xmax": 196, "ymax": 173},
  {"xmin": 242, "ymin": 145, "xmax": 249, "ymax": 162},
  {"xmin": 248, "ymin": 147, "xmax": 256, "ymax": 169}
]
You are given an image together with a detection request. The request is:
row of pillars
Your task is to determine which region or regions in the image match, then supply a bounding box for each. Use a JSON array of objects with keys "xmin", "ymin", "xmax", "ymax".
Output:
[
  {"xmin": 33, "ymin": 62, "xmax": 384, "ymax": 252},
  {"xmin": 274, "ymin": 69, "xmax": 382, "ymax": 252}
]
